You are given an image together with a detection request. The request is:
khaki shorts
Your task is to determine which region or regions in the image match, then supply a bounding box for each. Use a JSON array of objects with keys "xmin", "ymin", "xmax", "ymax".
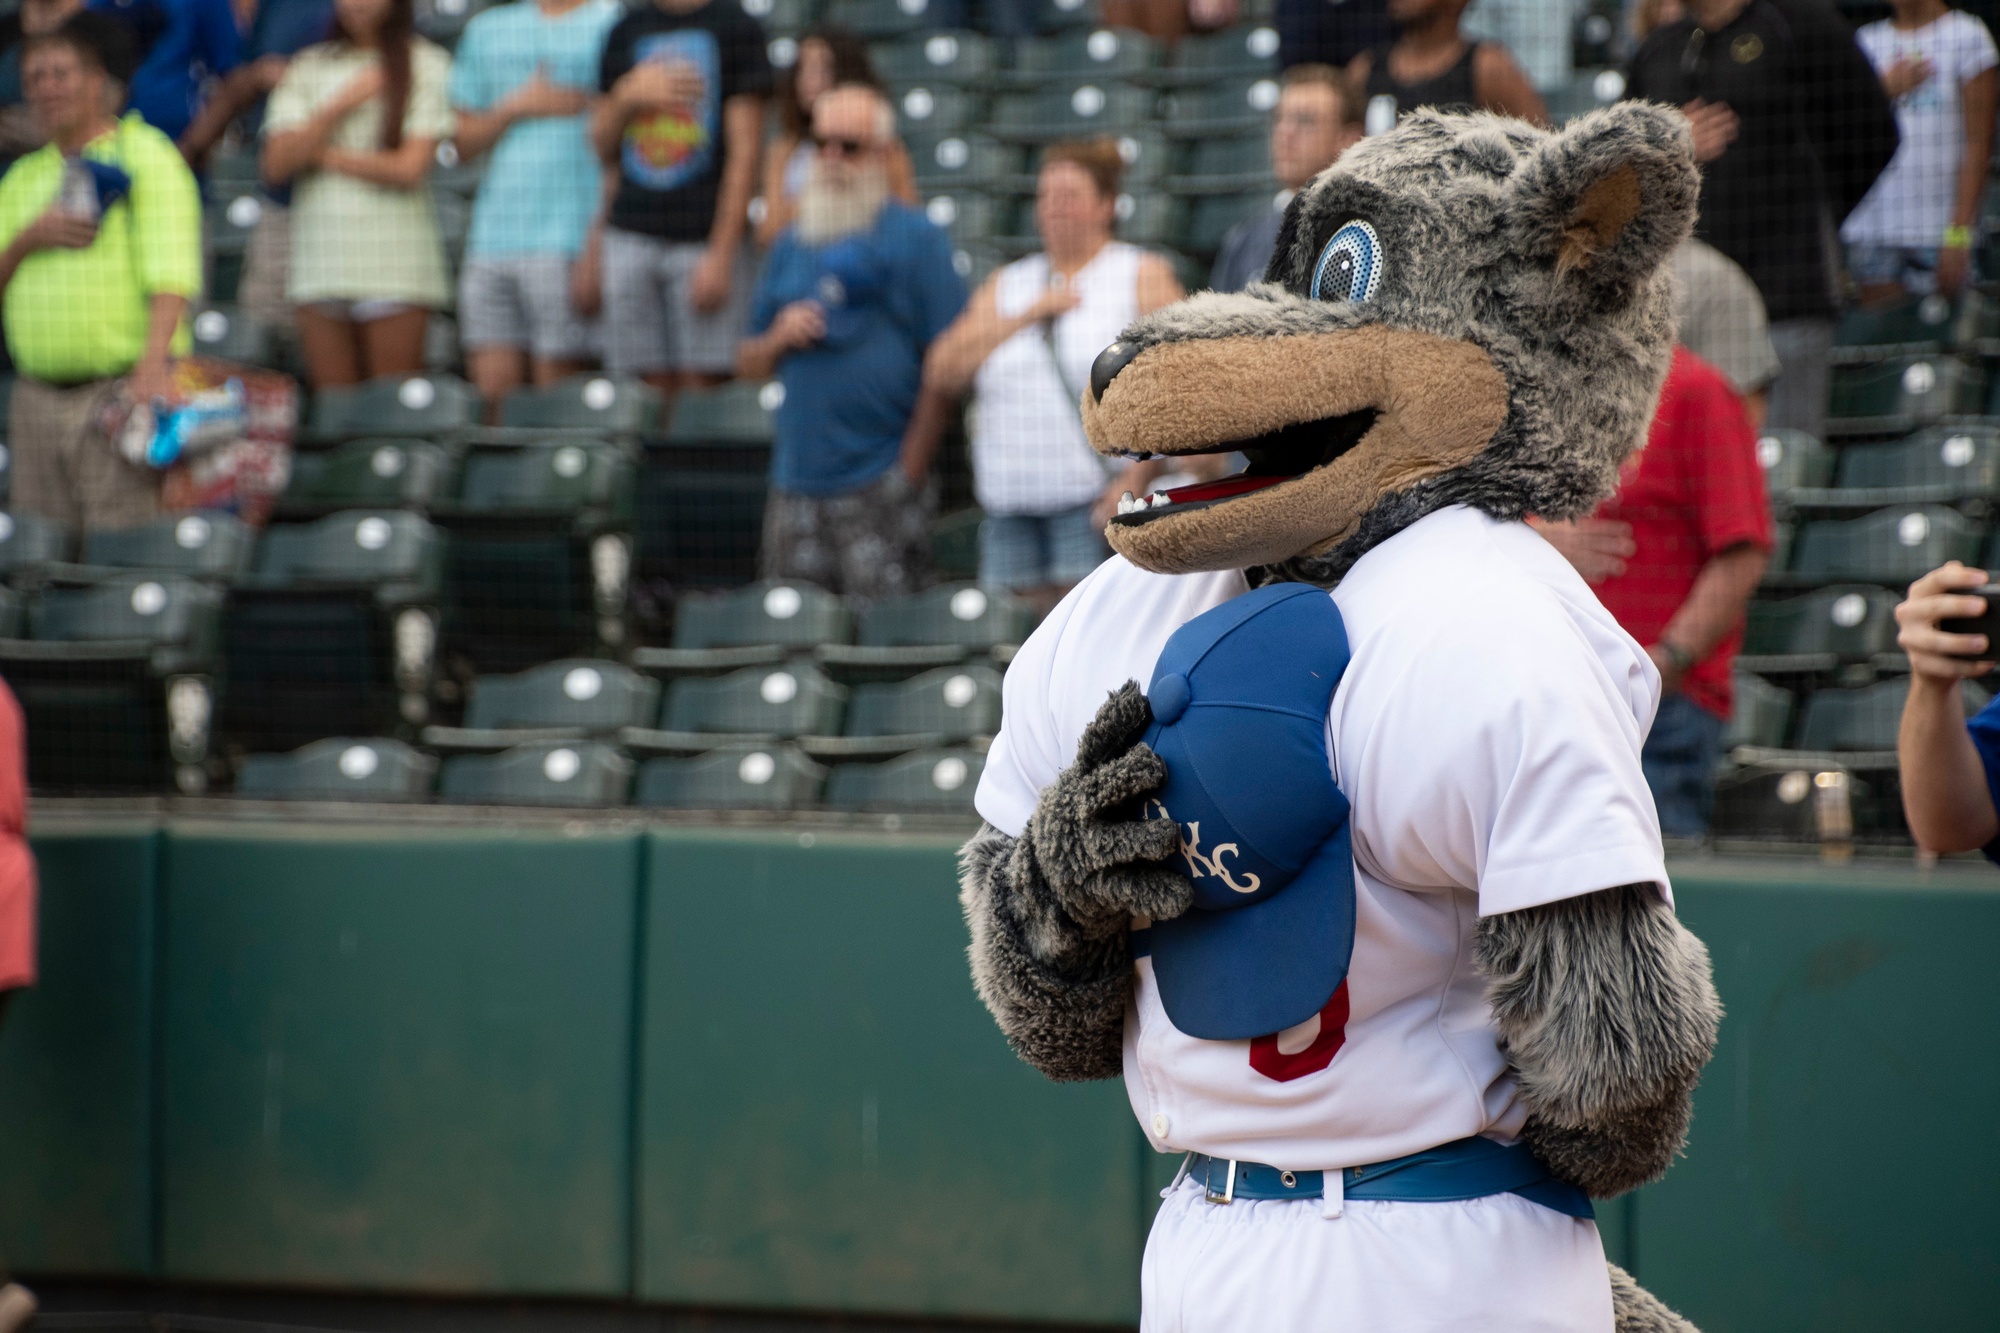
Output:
[{"xmin": 9, "ymin": 375, "xmax": 159, "ymax": 534}]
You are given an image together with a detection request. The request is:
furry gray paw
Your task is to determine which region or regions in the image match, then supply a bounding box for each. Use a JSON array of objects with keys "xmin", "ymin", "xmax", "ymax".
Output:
[
  {"xmin": 1028, "ymin": 682, "xmax": 1192, "ymax": 937},
  {"xmin": 1608, "ymin": 1263, "xmax": 1700, "ymax": 1333},
  {"xmin": 1523, "ymin": 1087, "xmax": 1695, "ymax": 1197},
  {"xmin": 1477, "ymin": 883, "xmax": 1721, "ymax": 1196}
]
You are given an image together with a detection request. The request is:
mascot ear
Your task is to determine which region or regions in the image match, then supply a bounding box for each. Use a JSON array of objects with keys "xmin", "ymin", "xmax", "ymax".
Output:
[{"xmin": 1507, "ymin": 100, "xmax": 1698, "ymax": 306}]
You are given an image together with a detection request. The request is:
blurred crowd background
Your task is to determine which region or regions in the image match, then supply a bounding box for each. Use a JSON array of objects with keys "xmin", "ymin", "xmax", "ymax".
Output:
[{"xmin": 0, "ymin": 0, "xmax": 1985, "ymax": 848}]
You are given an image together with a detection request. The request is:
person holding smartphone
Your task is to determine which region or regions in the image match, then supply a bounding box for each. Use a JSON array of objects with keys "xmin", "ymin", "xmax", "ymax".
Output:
[{"xmin": 1897, "ymin": 560, "xmax": 2000, "ymax": 855}]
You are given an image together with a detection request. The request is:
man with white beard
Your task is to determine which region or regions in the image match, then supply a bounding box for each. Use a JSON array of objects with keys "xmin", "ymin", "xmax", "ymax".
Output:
[{"xmin": 737, "ymin": 82, "xmax": 966, "ymax": 598}]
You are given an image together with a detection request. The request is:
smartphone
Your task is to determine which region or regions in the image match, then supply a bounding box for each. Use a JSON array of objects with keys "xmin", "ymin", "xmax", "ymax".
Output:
[{"xmin": 1940, "ymin": 584, "xmax": 2000, "ymax": 659}]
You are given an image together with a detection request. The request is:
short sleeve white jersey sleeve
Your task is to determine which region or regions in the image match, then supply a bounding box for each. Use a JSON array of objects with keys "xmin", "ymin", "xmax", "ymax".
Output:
[
  {"xmin": 975, "ymin": 558, "xmax": 1250, "ymax": 837},
  {"xmin": 1327, "ymin": 507, "xmax": 1670, "ymax": 917}
]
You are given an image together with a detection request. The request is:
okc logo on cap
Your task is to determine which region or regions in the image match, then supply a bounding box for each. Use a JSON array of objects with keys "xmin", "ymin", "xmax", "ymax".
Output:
[{"xmin": 1140, "ymin": 584, "xmax": 1357, "ymax": 1042}]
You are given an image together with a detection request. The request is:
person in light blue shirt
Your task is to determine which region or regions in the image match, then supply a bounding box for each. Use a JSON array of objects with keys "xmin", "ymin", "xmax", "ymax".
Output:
[
  {"xmin": 737, "ymin": 85, "xmax": 964, "ymax": 599},
  {"xmin": 449, "ymin": 0, "xmax": 619, "ymax": 405}
]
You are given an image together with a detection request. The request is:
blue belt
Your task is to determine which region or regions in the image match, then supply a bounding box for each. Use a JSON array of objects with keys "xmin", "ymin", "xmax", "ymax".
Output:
[{"xmin": 1185, "ymin": 1136, "xmax": 1593, "ymax": 1219}]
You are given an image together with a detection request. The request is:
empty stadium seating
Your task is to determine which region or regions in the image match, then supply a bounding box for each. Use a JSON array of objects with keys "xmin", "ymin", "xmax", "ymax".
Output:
[
  {"xmin": 800, "ymin": 663, "xmax": 1001, "ymax": 757},
  {"xmin": 439, "ymin": 739, "xmax": 633, "ymax": 807},
  {"xmin": 634, "ymin": 742, "xmax": 826, "ymax": 810},
  {"xmin": 636, "ymin": 381, "xmax": 780, "ymax": 590},
  {"xmin": 278, "ymin": 439, "xmax": 459, "ymax": 518},
  {"xmin": 236, "ymin": 737, "xmax": 438, "ymax": 802},
  {"xmin": 423, "ymin": 658, "xmax": 659, "ymax": 752},
  {"xmin": 637, "ymin": 580, "xmax": 853, "ymax": 674},
  {"xmin": 625, "ymin": 661, "xmax": 848, "ymax": 751}
]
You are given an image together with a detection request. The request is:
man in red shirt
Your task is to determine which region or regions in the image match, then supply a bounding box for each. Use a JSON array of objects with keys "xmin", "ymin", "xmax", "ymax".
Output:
[{"xmin": 1534, "ymin": 345, "xmax": 1774, "ymax": 835}]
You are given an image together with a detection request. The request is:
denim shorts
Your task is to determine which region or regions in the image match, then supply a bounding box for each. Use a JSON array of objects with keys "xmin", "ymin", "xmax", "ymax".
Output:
[
  {"xmin": 1846, "ymin": 242, "xmax": 1940, "ymax": 295},
  {"xmin": 979, "ymin": 503, "xmax": 1110, "ymax": 590}
]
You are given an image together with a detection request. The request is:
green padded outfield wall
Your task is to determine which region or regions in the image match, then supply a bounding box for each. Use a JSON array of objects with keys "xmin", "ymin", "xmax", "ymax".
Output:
[
  {"xmin": 156, "ymin": 823, "xmax": 640, "ymax": 1294},
  {"xmin": 2, "ymin": 819, "xmax": 1997, "ymax": 1332},
  {"xmin": 0, "ymin": 826, "xmax": 159, "ymax": 1275},
  {"xmin": 638, "ymin": 828, "xmax": 1145, "ymax": 1324}
]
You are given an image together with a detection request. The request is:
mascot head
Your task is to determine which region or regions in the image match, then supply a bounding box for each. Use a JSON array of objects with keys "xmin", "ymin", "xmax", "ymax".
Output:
[{"xmin": 1082, "ymin": 102, "xmax": 1699, "ymax": 584}]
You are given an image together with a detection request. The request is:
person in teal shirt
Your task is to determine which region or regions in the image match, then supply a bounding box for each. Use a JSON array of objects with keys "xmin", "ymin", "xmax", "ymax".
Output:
[{"xmin": 449, "ymin": 0, "xmax": 619, "ymax": 406}]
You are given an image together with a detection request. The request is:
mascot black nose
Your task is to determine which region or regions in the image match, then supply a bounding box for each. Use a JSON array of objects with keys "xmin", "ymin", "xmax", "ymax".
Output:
[{"xmin": 1090, "ymin": 340, "xmax": 1142, "ymax": 402}]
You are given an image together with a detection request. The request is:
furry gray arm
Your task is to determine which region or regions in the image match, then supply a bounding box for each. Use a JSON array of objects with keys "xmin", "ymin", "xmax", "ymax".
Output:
[
  {"xmin": 958, "ymin": 683, "xmax": 1194, "ymax": 1081},
  {"xmin": 1475, "ymin": 882, "xmax": 1722, "ymax": 1198}
]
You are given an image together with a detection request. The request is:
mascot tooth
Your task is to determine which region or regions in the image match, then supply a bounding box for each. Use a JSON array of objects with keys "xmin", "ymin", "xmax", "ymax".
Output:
[{"xmin": 959, "ymin": 103, "xmax": 1720, "ymax": 1333}]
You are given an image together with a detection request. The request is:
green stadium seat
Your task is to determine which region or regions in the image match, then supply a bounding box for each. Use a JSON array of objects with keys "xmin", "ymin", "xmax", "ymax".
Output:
[
  {"xmin": 1107, "ymin": 127, "xmax": 1173, "ymax": 189},
  {"xmin": 1710, "ymin": 761, "xmax": 1874, "ymax": 842},
  {"xmin": 1118, "ymin": 190, "xmax": 1184, "ymax": 248},
  {"xmin": 0, "ymin": 376, "xmax": 13, "ymax": 502},
  {"xmin": 1832, "ymin": 290, "xmax": 1998, "ymax": 361},
  {"xmin": 872, "ymin": 30, "xmax": 999, "ymax": 85},
  {"xmin": 827, "ymin": 0, "xmax": 955, "ymax": 39},
  {"xmin": 1738, "ymin": 585, "xmax": 1903, "ymax": 674},
  {"xmin": 0, "ymin": 587, "xmax": 21, "ymax": 638},
  {"xmin": 235, "ymin": 737, "xmax": 437, "ymax": 801},
  {"xmin": 636, "ymin": 580, "xmax": 853, "ymax": 674},
  {"xmin": 1825, "ymin": 355, "xmax": 1984, "ymax": 436},
  {"xmin": 1160, "ymin": 23, "xmax": 1280, "ymax": 86},
  {"xmin": 1544, "ymin": 67, "xmax": 1626, "ymax": 124},
  {"xmin": 429, "ymin": 139, "xmax": 486, "ymax": 197},
  {"xmin": 1797, "ymin": 678, "xmax": 1916, "ymax": 754},
  {"xmin": 0, "ymin": 510, "xmax": 71, "ymax": 577},
  {"xmin": 1163, "ymin": 77, "xmax": 1280, "ymax": 137},
  {"xmin": 495, "ymin": 375, "xmax": 664, "ymax": 436},
  {"xmin": 930, "ymin": 508, "xmax": 982, "ymax": 581},
  {"xmin": 1785, "ymin": 423, "xmax": 2000, "ymax": 511},
  {"xmin": 438, "ymin": 740, "xmax": 632, "ymax": 807},
  {"xmin": 1168, "ymin": 133, "xmax": 1274, "ymax": 194},
  {"xmin": 431, "ymin": 438, "xmax": 638, "ymax": 670},
  {"xmin": 205, "ymin": 191, "xmax": 266, "ymax": 302},
  {"xmin": 633, "ymin": 742, "xmax": 826, "ymax": 810},
  {"xmin": 1720, "ymin": 672, "xmax": 1794, "ymax": 751},
  {"xmin": 432, "ymin": 190, "xmax": 473, "ymax": 273},
  {"xmin": 817, "ymin": 581, "xmax": 1033, "ymax": 676},
  {"xmin": 1183, "ymin": 191, "xmax": 1268, "ymax": 253},
  {"xmin": 894, "ymin": 83, "xmax": 986, "ymax": 136},
  {"xmin": 206, "ymin": 147, "xmax": 261, "ymax": 195},
  {"xmin": 423, "ymin": 658, "xmax": 659, "ymax": 752},
  {"xmin": 741, "ymin": 0, "xmax": 812, "ymax": 35},
  {"xmin": 823, "ymin": 745, "xmax": 985, "ymax": 810},
  {"xmin": 989, "ymin": 82, "xmax": 1156, "ymax": 141},
  {"xmin": 950, "ymin": 242, "xmax": 1008, "ymax": 288},
  {"xmin": 625, "ymin": 661, "xmax": 848, "ymax": 752},
  {"xmin": 1755, "ymin": 428, "xmax": 1836, "ymax": 508},
  {"xmin": 224, "ymin": 510, "xmax": 446, "ymax": 751},
  {"xmin": 801, "ymin": 664, "xmax": 1001, "ymax": 758},
  {"xmin": 1034, "ymin": 0, "xmax": 1098, "ymax": 32},
  {"xmin": 277, "ymin": 438, "xmax": 459, "ymax": 518},
  {"xmin": 307, "ymin": 373, "xmax": 483, "ymax": 443},
  {"xmin": 1790, "ymin": 505, "xmax": 1984, "ymax": 585},
  {"xmin": 1008, "ymin": 26, "xmax": 1159, "ymax": 86},
  {"xmin": 79, "ymin": 511, "xmax": 256, "ymax": 582},
  {"xmin": 908, "ymin": 130, "xmax": 1021, "ymax": 191},
  {"xmin": 637, "ymin": 382, "xmax": 781, "ymax": 591},
  {"xmin": 1, "ymin": 573, "xmax": 225, "ymax": 792},
  {"xmin": 924, "ymin": 190, "xmax": 1014, "ymax": 244},
  {"xmin": 190, "ymin": 303, "xmax": 281, "ymax": 369}
]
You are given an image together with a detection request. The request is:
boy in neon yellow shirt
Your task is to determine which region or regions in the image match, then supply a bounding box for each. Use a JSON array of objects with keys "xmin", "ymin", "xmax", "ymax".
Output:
[{"xmin": 0, "ymin": 16, "xmax": 200, "ymax": 531}]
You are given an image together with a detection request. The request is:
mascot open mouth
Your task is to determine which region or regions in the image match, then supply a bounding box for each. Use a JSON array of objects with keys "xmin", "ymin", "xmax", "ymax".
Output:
[
  {"xmin": 1111, "ymin": 409, "xmax": 1381, "ymax": 527},
  {"xmin": 1079, "ymin": 327, "xmax": 1509, "ymax": 573}
]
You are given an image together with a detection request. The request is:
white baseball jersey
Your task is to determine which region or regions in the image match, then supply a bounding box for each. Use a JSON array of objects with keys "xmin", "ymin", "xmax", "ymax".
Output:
[{"xmin": 976, "ymin": 505, "xmax": 1672, "ymax": 1171}]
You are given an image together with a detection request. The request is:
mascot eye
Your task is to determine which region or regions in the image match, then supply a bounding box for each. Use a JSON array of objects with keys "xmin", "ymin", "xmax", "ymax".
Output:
[{"xmin": 1310, "ymin": 220, "xmax": 1383, "ymax": 304}]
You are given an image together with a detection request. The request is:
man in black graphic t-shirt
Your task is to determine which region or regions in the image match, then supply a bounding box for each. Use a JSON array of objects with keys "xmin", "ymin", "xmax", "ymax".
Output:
[{"xmin": 592, "ymin": 0, "xmax": 769, "ymax": 406}]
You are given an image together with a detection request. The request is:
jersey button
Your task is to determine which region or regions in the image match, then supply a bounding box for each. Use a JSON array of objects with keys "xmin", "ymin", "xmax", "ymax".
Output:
[{"xmin": 1151, "ymin": 1112, "xmax": 1170, "ymax": 1138}]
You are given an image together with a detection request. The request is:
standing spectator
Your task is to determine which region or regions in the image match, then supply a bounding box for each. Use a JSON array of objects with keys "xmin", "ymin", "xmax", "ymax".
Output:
[
  {"xmin": 592, "ymin": 0, "xmax": 769, "ymax": 412},
  {"xmin": 180, "ymin": 0, "xmax": 335, "ymax": 341},
  {"xmin": 260, "ymin": 0, "xmax": 452, "ymax": 388},
  {"xmin": 1278, "ymin": 0, "xmax": 1390, "ymax": 72},
  {"xmin": 1895, "ymin": 560, "xmax": 2000, "ymax": 855},
  {"xmin": 89, "ymin": 0, "xmax": 242, "ymax": 147},
  {"xmin": 0, "ymin": 16, "xmax": 200, "ymax": 531},
  {"xmin": 0, "ymin": 0, "xmax": 90, "ymax": 162},
  {"xmin": 754, "ymin": 26, "xmax": 912, "ymax": 249},
  {"xmin": 1532, "ymin": 346, "xmax": 1774, "ymax": 836},
  {"xmin": 1625, "ymin": 0, "xmax": 1899, "ymax": 441},
  {"xmin": 736, "ymin": 85, "xmax": 964, "ymax": 599},
  {"xmin": 1211, "ymin": 62, "xmax": 1361, "ymax": 293},
  {"xmin": 924, "ymin": 139, "xmax": 1183, "ymax": 614},
  {"xmin": 1841, "ymin": 0, "xmax": 1997, "ymax": 304},
  {"xmin": 1462, "ymin": 0, "xmax": 1576, "ymax": 93},
  {"xmin": 1671, "ymin": 235, "xmax": 1781, "ymax": 427},
  {"xmin": 449, "ymin": 0, "xmax": 620, "ymax": 408},
  {"xmin": 1346, "ymin": 0, "xmax": 1548, "ymax": 130}
]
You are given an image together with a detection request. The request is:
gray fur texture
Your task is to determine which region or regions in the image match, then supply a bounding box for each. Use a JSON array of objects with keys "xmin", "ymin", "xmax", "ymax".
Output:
[
  {"xmin": 957, "ymin": 683, "xmax": 1192, "ymax": 1080},
  {"xmin": 1109, "ymin": 103, "xmax": 1696, "ymax": 584},
  {"xmin": 1476, "ymin": 883, "xmax": 1722, "ymax": 1197},
  {"xmin": 1610, "ymin": 1263, "xmax": 1701, "ymax": 1333}
]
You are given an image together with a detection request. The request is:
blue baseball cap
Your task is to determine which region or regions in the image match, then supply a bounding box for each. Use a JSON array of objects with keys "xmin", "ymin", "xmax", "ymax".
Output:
[{"xmin": 1140, "ymin": 583, "xmax": 1355, "ymax": 1042}]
